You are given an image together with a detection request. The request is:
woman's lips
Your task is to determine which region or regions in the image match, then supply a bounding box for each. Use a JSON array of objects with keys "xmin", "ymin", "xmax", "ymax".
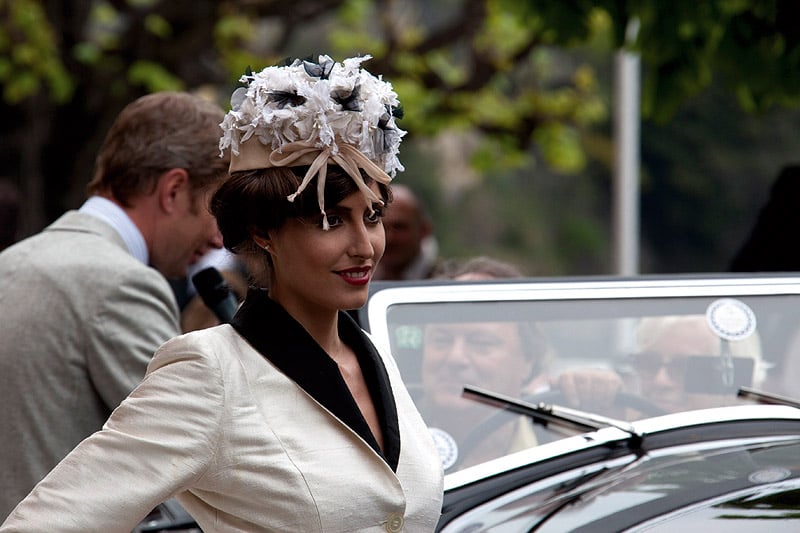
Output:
[{"xmin": 337, "ymin": 267, "xmax": 371, "ymax": 286}]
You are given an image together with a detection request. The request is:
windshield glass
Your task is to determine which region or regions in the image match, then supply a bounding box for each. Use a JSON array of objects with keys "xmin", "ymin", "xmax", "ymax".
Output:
[{"xmin": 382, "ymin": 291, "xmax": 800, "ymax": 473}]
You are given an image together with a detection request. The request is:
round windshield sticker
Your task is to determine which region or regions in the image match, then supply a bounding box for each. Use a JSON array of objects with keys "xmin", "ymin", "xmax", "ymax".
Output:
[
  {"xmin": 748, "ymin": 466, "xmax": 791, "ymax": 484},
  {"xmin": 705, "ymin": 298, "xmax": 757, "ymax": 341},
  {"xmin": 429, "ymin": 427, "xmax": 459, "ymax": 471},
  {"xmin": 394, "ymin": 325, "xmax": 423, "ymax": 350}
]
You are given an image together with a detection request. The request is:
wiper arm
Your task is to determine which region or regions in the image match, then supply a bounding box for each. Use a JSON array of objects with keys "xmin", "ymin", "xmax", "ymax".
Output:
[
  {"xmin": 738, "ymin": 386, "xmax": 800, "ymax": 408},
  {"xmin": 462, "ymin": 384, "xmax": 642, "ymax": 439}
]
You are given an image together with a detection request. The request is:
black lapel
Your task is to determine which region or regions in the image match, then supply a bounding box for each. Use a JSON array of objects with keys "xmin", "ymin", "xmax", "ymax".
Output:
[{"xmin": 231, "ymin": 288, "xmax": 400, "ymax": 471}]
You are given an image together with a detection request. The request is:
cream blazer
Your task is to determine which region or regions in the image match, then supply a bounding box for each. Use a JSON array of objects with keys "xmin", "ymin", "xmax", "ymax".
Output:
[{"xmin": 1, "ymin": 324, "xmax": 443, "ymax": 532}]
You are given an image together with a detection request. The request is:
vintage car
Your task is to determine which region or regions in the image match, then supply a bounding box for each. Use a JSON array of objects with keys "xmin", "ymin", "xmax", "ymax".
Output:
[{"xmin": 139, "ymin": 273, "xmax": 800, "ymax": 531}]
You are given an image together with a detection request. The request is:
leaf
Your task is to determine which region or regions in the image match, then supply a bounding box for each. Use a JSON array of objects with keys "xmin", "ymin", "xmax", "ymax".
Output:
[{"xmin": 127, "ymin": 60, "xmax": 184, "ymax": 92}]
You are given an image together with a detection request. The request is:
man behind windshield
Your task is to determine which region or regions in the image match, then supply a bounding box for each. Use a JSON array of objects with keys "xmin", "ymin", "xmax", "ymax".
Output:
[{"xmin": 631, "ymin": 314, "xmax": 765, "ymax": 413}]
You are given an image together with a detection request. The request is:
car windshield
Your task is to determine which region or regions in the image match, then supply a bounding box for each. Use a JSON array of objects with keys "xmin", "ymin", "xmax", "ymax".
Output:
[{"xmin": 371, "ymin": 280, "xmax": 800, "ymax": 474}]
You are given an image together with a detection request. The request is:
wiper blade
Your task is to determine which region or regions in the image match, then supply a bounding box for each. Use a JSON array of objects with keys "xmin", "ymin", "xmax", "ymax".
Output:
[
  {"xmin": 738, "ymin": 386, "xmax": 800, "ymax": 408},
  {"xmin": 462, "ymin": 384, "xmax": 642, "ymax": 438}
]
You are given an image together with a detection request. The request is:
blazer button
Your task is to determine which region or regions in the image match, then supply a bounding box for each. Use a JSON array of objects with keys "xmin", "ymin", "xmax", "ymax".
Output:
[{"xmin": 385, "ymin": 512, "xmax": 404, "ymax": 532}]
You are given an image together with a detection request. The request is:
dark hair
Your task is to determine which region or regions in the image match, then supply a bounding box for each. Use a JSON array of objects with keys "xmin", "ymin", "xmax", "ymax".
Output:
[
  {"xmin": 211, "ymin": 165, "xmax": 391, "ymax": 281},
  {"xmin": 87, "ymin": 92, "xmax": 229, "ymax": 205}
]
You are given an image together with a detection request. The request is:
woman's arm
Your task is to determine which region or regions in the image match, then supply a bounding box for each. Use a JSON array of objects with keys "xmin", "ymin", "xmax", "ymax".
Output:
[{"xmin": 0, "ymin": 335, "xmax": 224, "ymax": 532}]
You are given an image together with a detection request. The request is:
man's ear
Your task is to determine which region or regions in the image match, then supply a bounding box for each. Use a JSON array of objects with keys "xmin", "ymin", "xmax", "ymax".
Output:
[
  {"xmin": 157, "ymin": 168, "xmax": 190, "ymax": 214},
  {"xmin": 420, "ymin": 217, "xmax": 434, "ymax": 239}
]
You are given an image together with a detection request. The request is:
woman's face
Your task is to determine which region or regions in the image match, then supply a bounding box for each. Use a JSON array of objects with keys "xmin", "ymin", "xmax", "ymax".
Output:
[{"xmin": 267, "ymin": 184, "xmax": 386, "ymax": 317}]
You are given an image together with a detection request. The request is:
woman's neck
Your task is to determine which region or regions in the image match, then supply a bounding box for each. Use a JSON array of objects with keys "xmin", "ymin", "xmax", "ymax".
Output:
[{"xmin": 269, "ymin": 291, "xmax": 343, "ymax": 357}]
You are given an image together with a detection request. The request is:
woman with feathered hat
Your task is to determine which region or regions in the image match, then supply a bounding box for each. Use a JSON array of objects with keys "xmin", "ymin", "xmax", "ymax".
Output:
[{"xmin": 1, "ymin": 55, "xmax": 444, "ymax": 533}]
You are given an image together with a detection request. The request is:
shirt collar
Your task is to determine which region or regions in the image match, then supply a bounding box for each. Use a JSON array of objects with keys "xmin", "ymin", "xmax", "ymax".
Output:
[{"xmin": 79, "ymin": 196, "xmax": 148, "ymax": 264}]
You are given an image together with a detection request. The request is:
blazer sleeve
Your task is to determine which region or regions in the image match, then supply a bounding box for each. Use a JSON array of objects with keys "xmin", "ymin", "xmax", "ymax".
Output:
[
  {"xmin": 86, "ymin": 266, "xmax": 180, "ymax": 409},
  {"xmin": 0, "ymin": 336, "xmax": 224, "ymax": 533}
]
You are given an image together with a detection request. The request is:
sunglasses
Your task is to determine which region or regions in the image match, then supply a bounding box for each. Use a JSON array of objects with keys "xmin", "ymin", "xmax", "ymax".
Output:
[{"xmin": 631, "ymin": 352, "xmax": 689, "ymax": 380}]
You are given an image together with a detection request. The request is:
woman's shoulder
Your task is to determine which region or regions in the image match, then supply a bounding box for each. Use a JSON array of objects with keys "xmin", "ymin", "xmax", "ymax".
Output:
[
  {"xmin": 165, "ymin": 323, "xmax": 240, "ymax": 348},
  {"xmin": 148, "ymin": 324, "xmax": 244, "ymax": 370}
]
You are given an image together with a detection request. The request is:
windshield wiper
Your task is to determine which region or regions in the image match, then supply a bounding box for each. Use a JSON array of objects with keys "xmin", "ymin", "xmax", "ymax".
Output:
[
  {"xmin": 462, "ymin": 384, "xmax": 643, "ymax": 441},
  {"xmin": 737, "ymin": 386, "xmax": 800, "ymax": 408}
]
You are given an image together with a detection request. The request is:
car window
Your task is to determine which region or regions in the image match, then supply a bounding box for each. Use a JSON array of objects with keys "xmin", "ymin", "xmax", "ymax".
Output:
[{"xmin": 377, "ymin": 290, "xmax": 800, "ymax": 473}]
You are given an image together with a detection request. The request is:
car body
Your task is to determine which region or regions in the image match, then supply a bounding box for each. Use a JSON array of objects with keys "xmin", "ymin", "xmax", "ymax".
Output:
[{"xmin": 438, "ymin": 405, "xmax": 800, "ymax": 531}]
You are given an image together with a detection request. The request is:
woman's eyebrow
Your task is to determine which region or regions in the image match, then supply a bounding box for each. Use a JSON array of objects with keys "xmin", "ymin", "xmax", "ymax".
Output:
[{"xmin": 326, "ymin": 205, "xmax": 351, "ymax": 214}]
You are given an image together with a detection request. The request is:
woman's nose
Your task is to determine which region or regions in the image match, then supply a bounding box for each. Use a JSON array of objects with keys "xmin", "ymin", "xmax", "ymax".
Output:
[{"xmin": 348, "ymin": 222, "xmax": 375, "ymax": 258}]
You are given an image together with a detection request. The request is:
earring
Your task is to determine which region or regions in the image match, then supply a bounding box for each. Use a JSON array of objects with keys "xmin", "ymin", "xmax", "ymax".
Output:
[{"xmin": 263, "ymin": 244, "xmax": 271, "ymax": 252}]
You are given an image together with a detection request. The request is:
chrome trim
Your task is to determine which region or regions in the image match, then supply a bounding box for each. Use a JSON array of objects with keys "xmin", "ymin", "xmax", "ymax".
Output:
[{"xmin": 365, "ymin": 275, "xmax": 800, "ymax": 342}]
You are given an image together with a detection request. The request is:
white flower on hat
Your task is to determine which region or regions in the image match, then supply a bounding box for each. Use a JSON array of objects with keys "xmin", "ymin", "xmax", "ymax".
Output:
[{"xmin": 218, "ymin": 54, "xmax": 405, "ymax": 229}]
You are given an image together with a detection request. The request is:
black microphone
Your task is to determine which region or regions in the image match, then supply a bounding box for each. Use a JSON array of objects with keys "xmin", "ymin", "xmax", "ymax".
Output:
[{"xmin": 191, "ymin": 267, "xmax": 239, "ymax": 324}]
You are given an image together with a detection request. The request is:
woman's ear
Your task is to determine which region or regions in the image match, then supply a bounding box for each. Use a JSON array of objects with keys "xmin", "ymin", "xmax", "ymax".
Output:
[{"xmin": 252, "ymin": 233, "xmax": 270, "ymax": 251}]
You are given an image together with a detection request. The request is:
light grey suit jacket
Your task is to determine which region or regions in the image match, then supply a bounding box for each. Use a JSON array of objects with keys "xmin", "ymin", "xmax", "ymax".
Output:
[
  {"xmin": 1, "ymin": 325, "xmax": 444, "ymax": 532},
  {"xmin": 0, "ymin": 211, "xmax": 180, "ymax": 519}
]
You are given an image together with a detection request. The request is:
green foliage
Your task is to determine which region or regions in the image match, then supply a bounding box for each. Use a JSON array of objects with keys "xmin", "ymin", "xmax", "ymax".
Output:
[
  {"xmin": 470, "ymin": 135, "xmax": 532, "ymax": 173},
  {"xmin": 4, "ymin": 0, "xmax": 800, "ymax": 276},
  {"xmin": 214, "ymin": 13, "xmax": 268, "ymax": 83},
  {"xmin": 327, "ymin": 0, "xmax": 610, "ymax": 175},
  {"xmin": 504, "ymin": 0, "xmax": 595, "ymax": 44},
  {"xmin": 596, "ymin": 0, "xmax": 800, "ymax": 122},
  {"xmin": 329, "ymin": 0, "xmax": 387, "ymax": 55},
  {"xmin": 476, "ymin": 1, "xmax": 541, "ymax": 61},
  {"xmin": 144, "ymin": 14, "xmax": 172, "ymax": 39},
  {"xmin": 0, "ymin": 0, "xmax": 74, "ymax": 103},
  {"xmin": 533, "ymin": 123, "xmax": 586, "ymax": 174},
  {"xmin": 127, "ymin": 60, "xmax": 184, "ymax": 92},
  {"xmin": 72, "ymin": 42, "xmax": 102, "ymax": 65}
]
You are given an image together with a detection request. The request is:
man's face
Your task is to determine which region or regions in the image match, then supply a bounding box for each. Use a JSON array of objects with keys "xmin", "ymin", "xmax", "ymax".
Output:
[
  {"xmin": 151, "ymin": 186, "xmax": 223, "ymax": 279},
  {"xmin": 380, "ymin": 197, "xmax": 426, "ymax": 272},
  {"xmin": 422, "ymin": 322, "xmax": 534, "ymax": 415},
  {"xmin": 634, "ymin": 318, "xmax": 722, "ymax": 412}
]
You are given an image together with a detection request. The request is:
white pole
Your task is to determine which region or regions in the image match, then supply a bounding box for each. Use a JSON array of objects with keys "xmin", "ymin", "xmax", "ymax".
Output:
[{"xmin": 612, "ymin": 20, "xmax": 641, "ymax": 276}]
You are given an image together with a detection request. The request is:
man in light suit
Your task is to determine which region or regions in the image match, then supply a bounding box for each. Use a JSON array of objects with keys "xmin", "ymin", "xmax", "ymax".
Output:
[{"xmin": 0, "ymin": 91, "xmax": 230, "ymax": 519}]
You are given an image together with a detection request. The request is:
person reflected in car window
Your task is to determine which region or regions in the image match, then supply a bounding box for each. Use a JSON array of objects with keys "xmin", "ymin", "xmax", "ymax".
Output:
[
  {"xmin": 631, "ymin": 314, "xmax": 765, "ymax": 413},
  {"xmin": 418, "ymin": 256, "xmax": 622, "ymax": 471},
  {"xmin": 421, "ymin": 317, "xmax": 551, "ymax": 469}
]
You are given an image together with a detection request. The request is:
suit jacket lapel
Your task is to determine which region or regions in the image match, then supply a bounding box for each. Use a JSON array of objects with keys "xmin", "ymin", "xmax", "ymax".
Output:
[{"xmin": 231, "ymin": 289, "xmax": 401, "ymax": 471}]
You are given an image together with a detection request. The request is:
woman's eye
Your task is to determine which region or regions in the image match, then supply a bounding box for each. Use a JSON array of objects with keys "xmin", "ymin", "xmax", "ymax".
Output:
[
  {"xmin": 323, "ymin": 214, "xmax": 344, "ymax": 228},
  {"xmin": 366, "ymin": 205, "xmax": 385, "ymax": 224}
]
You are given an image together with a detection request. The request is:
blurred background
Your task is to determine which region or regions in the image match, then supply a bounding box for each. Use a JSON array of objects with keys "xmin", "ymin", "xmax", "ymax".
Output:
[{"xmin": 2, "ymin": 0, "xmax": 800, "ymax": 275}]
